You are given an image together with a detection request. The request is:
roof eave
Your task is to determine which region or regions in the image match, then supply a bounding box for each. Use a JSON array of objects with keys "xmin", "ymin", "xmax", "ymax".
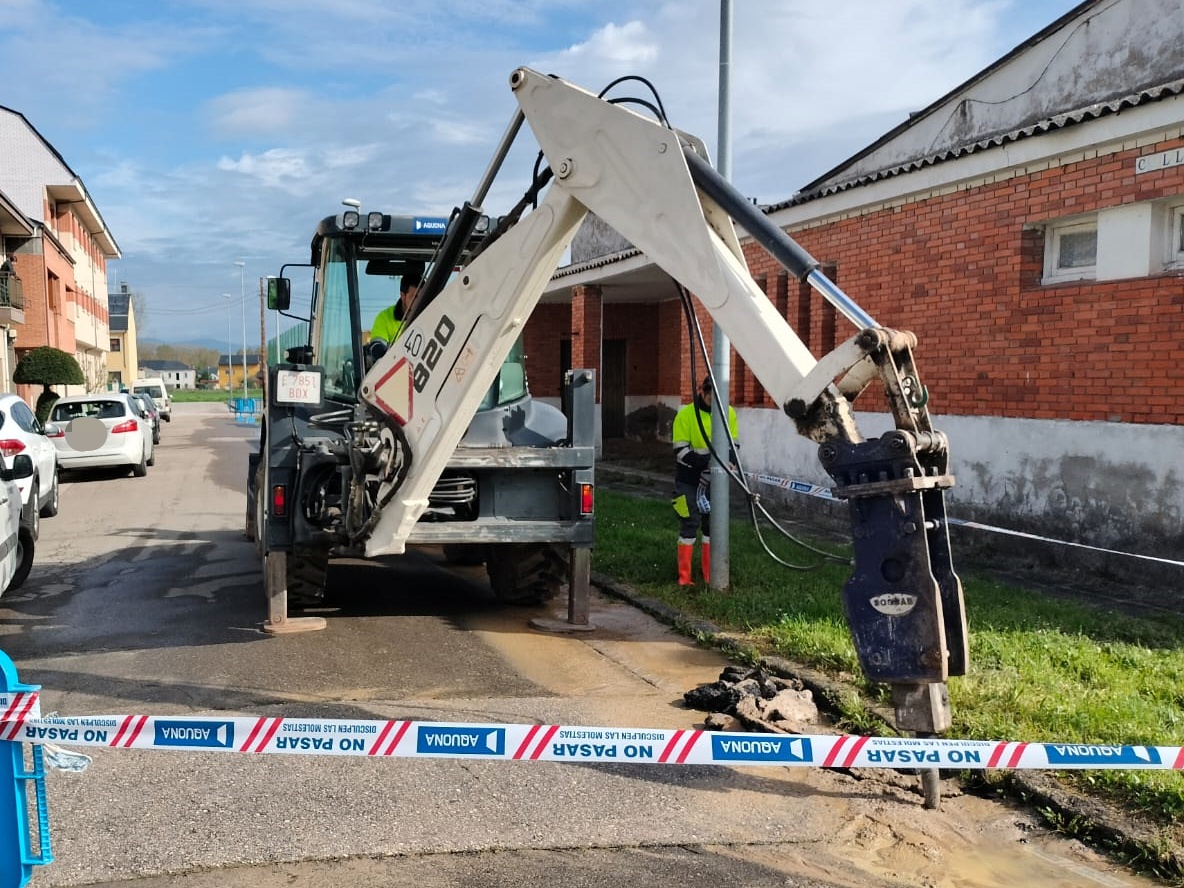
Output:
[{"xmin": 45, "ymin": 181, "xmax": 122, "ymax": 258}]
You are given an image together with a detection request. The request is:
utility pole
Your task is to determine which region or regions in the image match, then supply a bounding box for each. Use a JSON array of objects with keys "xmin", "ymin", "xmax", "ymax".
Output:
[
  {"xmin": 709, "ymin": 0, "xmax": 733, "ymax": 591},
  {"xmin": 258, "ymin": 276, "xmax": 267, "ymax": 402},
  {"xmin": 235, "ymin": 260, "xmax": 247, "ymax": 402},
  {"xmin": 222, "ymin": 293, "xmax": 233, "ymax": 392}
]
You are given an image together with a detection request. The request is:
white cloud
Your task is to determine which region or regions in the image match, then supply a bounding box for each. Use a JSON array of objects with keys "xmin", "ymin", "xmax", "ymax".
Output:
[
  {"xmin": 21, "ymin": 0, "xmax": 1075, "ymax": 343},
  {"xmin": 429, "ymin": 119, "xmax": 494, "ymax": 146},
  {"xmin": 217, "ymin": 149, "xmax": 313, "ymax": 188},
  {"xmin": 206, "ymin": 88, "xmax": 313, "ymax": 137},
  {"xmin": 558, "ymin": 21, "xmax": 659, "ymax": 66},
  {"xmin": 0, "ymin": 0, "xmax": 212, "ymax": 128}
]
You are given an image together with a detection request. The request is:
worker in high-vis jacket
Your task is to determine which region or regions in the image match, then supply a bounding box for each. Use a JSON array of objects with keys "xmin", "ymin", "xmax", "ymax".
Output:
[
  {"xmin": 371, "ymin": 269, "xmax": 422, "ymax": 344},
  {"xmin": 671, "ymin": 376, "xmax": 738, "ymax": 586}
]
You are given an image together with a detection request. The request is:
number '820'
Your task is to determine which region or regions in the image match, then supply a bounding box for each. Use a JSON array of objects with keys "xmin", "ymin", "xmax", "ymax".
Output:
[{"xmin": 407, "ymin": 316, "xmax": 456, "ymax": 393}]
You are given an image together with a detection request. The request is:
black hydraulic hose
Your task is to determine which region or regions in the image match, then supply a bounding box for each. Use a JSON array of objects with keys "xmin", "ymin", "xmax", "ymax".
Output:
[
  {"xmin": 413, "ymin": 201, "xmax": 485, "ymax": 321},
  {"xmin": 683, "ymin": 148, "xmax": 819, "ymax": 281},
  {"xmin": 683, "ymin": 147, "xmax": 877, "ymax": 330}
]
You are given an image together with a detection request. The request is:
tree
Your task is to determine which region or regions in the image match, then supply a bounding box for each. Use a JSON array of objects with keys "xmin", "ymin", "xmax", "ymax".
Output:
[
  {"xmin": 129, "ymin": 289, "xmax": 148, "ymax": 336},
  {"xmin": 14, "ymin": 346, "xmax": 85, "ymax": 423}
]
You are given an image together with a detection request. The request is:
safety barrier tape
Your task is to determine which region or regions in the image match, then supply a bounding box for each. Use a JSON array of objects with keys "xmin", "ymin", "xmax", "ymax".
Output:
[
  {"xmin": 4, "ymin": 713, "xmax": 1184, "ymax": 771},
  {"xmin": 745, "ymin": 471, "xmax": 1184, "ymax": 568},
  {"xmin": 0, "ymin": 693, "xmax": 39, "ymax": 739}
]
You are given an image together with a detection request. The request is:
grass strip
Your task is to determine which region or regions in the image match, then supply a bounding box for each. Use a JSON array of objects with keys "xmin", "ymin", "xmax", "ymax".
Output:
[
  {"xmin": 594, "ymin": 488, "xmax": 1184, "ymax": 828},
  {"xmin": 171, "ymin": 388, "xmax": 264, "ymax": 403}
]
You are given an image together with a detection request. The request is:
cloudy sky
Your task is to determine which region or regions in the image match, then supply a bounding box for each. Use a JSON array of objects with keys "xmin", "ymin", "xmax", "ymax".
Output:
[{"xmin": 1, "ymin": 0, "xmax": 1081, "ymax": 346}]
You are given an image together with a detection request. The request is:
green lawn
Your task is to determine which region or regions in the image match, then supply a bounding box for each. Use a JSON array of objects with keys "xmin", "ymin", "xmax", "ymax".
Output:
[
  {"xmin": 171, "ymin": 388, "xmax": 263, "ymax": 403},
  {"xmin": 594, "ymin": 488, "xmax": 1184, "ymax": 835}
]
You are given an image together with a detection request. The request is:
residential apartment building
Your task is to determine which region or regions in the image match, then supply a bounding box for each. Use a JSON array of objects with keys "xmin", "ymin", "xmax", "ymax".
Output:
[
  {"xmin": 139, "ymin": 359, "xmax": 196, "ymax": 390},
  {"xmin": 107, "ymin": 283, "xmax": 139, "ymax": 390},
  {"xmin": 531, "ymin": 0, "xmax": 1184, "ymax": 566},
  {"xmin": 0, "ymin": 191, "xmax": 33, "ymax": 390},
  {"xmin": 0, "ymin": 105, "xmax": 120, "ymax": 400}
]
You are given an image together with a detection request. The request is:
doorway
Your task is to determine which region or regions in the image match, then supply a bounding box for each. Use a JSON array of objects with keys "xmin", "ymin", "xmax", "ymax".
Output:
[{"xmin": 602, "ymin": 339, "xmax": 626, "ymax": 438}]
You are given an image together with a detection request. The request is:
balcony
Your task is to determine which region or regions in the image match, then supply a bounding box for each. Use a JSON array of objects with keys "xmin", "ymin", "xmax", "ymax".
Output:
[{"xmin": 0, "ymin": 272, "xmax": 25, "ymax": 327}]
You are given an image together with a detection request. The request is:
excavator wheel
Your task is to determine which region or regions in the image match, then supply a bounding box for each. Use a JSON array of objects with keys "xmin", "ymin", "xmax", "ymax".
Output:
[
  {"xmin": 249, "ymin": 458, "xmax": 263, "ymax": 556},
  {"xmin": 286, "ymin": 550, "xmax": 330, "ymax": 609},
  {"xmin": 485, "ymin": 543, "xmax": 566, "ymax": 605}
]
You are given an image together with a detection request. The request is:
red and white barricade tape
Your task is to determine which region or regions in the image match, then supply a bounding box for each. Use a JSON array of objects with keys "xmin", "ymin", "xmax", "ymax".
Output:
[{"xmin": 2, "ymin": 710, "xmax": 1181, "ymax": 771}]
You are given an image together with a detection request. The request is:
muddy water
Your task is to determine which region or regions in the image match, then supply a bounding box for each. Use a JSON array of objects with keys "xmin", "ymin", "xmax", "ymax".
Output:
[{"xmin": 464, "ymin": 588, "xmax": 1155, "ymax": 888}]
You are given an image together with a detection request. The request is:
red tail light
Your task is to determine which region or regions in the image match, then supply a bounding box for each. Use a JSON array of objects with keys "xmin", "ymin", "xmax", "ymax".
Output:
[
  {"xmin": 580, "ymin": 483, "xmax": 594, "ymax": 516},
  {"xmin": 111, "ymin": 419, "xmax": 138, "ymax": 434},
  {"xmin": 0, "ymin": 440, "xmax": 26, "ymax": 457},
  {"xmin": 271, "ymin": 485, "xmax": 287, "ymax": 518},
  {"xmin": 45, "ymin": 426, "xmax": 64, "ymax": 439}
]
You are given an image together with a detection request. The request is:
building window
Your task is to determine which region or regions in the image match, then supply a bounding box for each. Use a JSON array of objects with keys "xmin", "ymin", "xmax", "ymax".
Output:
[
  {"xmin": 1043, "ymin": 218, "xmax": 1097, "ymax": 283},
  {"xmin": 110, "ymin": 338, "xmax": 121, "ymax": 352},
  {"xmin": 1169, "ymin": 203, "xmax": 1184, "ymax": 267}
]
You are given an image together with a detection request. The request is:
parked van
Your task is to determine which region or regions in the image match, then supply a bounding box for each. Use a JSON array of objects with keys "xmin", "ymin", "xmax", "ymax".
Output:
[{"xmin": 132, "ymin": 377, "xmax": 172, "ymax": 422}]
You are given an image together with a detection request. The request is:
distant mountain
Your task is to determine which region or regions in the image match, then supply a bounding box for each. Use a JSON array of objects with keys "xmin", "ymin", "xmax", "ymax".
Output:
[{"xmin": 140, "ymin": 336, "xmax": 244, "ymax": 352}]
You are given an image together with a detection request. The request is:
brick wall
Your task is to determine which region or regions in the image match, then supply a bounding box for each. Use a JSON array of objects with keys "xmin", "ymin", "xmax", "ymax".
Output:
[
  {"xmin": 603, "ymin": 302, "xmax": 660, "ymax": 395},
  {"xmin": 522, "ymin": 303, "xmax": 569, "ymax": 398},
  {"xmin": 746, "ymin": 136, "xmax": 1184, "ymax": 424}
]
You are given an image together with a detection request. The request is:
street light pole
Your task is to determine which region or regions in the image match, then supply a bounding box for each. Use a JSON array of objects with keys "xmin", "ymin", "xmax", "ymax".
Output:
[
  {"xmin": 221, "ymin": 293, "xmax": 233, "ymax": 392},
  {"xmin": 235, "ymin": 260, "xmax": 247, "ymax": 403}
]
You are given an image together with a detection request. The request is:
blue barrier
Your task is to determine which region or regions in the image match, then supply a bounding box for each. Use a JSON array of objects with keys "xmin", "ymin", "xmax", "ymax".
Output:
[
  {"xmin": 0, "ymin": 652, "xmax": 50, "ymax": 887},
  {"xmin": 228, "ymin": 398, "xmax": 259, "ymax": 423}
]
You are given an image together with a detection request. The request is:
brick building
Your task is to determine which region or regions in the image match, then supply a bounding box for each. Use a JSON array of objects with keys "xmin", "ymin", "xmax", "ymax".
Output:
[
  {"xmin": 0, "ymin": 106, "xmax": 120, "ymax": 399},
  {"xmin": 532, "ymin": 0, "xmax": 1184, "ymax": 560}
]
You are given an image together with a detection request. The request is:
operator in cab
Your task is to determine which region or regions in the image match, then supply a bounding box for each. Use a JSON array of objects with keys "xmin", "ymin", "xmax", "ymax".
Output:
[{"xmin": 371, "ymin": 264, "xmax": 424, "ymax": 344}]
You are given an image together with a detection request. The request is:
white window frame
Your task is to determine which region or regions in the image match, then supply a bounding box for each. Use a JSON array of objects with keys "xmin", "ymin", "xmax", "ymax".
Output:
[
  {"xmin": 1042, "ymin": 217, "xmax": 1097, "ymax": 283},
  {"xmin": 1166, "ymin": 202, "xmax": 1184, "ymax": 269}
]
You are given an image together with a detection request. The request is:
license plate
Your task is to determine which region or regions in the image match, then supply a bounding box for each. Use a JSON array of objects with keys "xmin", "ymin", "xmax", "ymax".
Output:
[{"xmin": 274, "ymin": 369, "xmax": 322, "ymax": 405}]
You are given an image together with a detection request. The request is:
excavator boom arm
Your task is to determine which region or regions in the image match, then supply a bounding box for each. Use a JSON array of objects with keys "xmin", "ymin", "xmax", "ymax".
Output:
[{"xmin": 359, "ymin": 68, "xmax": 967, "ymax": 706}]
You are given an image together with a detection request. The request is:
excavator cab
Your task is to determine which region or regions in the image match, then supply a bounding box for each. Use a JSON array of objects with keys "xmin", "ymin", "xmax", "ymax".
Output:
[{"xmin": 253, "ymin": 205, "xmax": 595, "ymax": 615}]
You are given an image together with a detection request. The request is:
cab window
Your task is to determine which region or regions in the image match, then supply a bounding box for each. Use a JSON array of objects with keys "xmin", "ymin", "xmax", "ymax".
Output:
[
  {"xmin": 317, "ymin": 237, "xmax": 359, "ymax": 402},
  {"xmin": 477, "ymin": 337, "xmax": 529, "ymax": 411}
]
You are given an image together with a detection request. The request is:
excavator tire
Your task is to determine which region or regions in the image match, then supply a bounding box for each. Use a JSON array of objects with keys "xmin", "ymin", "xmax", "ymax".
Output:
[
  {"xmin": 485, "ymin": 543, "xmax": 566, "ymax": 605},
  {"xmin": 286, "ymin": 550, "xmax": 330, "ymax": 609},
  {"xmin": 248, "ymin": 458, "xmax": 263, "ymax": 555}
]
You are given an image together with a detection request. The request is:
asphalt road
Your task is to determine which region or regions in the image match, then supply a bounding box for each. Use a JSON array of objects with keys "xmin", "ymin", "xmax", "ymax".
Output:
[{"xmin": 0, "ymin": 403, "xmax": 1156, "ymax": 887}]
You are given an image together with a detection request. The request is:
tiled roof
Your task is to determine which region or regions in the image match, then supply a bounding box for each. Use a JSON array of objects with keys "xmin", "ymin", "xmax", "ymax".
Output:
[{"xmin": 769, "ymin": 78, "xmax": 1184, "ymax": 210}]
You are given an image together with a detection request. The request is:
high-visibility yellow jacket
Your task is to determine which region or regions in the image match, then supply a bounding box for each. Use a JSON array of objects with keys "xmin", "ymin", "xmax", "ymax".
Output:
[
  {"xmin": 672, "ymin": 401, "xmax": 738, "ymax": 484},
  {"xmin": 372, "ymin": 302, "xmax": 406, "ymax": 342}
]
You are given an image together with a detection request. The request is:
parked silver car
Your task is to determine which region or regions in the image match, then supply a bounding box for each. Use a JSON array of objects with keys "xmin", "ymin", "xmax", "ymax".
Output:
[
  {"xmin": 128, "ymin": 391, "xmax": 162, "ymax": 445},
  {"xmin": 46, "ymin": 394, "xmax": 155, "ymax": 477}
]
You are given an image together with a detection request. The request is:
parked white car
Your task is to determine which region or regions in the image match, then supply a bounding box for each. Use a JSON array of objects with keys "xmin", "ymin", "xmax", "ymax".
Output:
[
  {"xmin": 132, "ymin": 378, "xmax": 171, "ymax": 422},
  {"xmin": 0, "ymin": 393, "xmax": 60, "ymax": 535},
  {"xmin": 46, "ymin": 394, "xmax": 155, "ymax": 477},
  {"xmin": 0, "ymin": 454, "xmax": 35, "ymax": 593}
]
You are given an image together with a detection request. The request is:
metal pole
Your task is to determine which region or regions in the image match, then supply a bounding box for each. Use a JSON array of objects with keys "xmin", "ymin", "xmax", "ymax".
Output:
[
  {"xmin": 471, "ymin": 108, "xmax": 524, "ymax": 207},
  {"xmin": 709, "ymin": 0, "xmax": 733, "ymax": 591},
  {"xmin": 235, "ymin": 261, "xmax": 247, "ymax": 402},
  {"xmin": 222, "ymin": 293, "xmax": 232, "ymax": 392},
  {"xmin": 258, "ymin": 276, "xmax": 267, "ymax": 403}
]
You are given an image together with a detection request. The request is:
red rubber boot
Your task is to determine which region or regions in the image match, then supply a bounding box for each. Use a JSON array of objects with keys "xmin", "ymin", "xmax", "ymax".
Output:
[{"xmin": 677, "ymin": 543, "xmax": 694, "ymax": 586}]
